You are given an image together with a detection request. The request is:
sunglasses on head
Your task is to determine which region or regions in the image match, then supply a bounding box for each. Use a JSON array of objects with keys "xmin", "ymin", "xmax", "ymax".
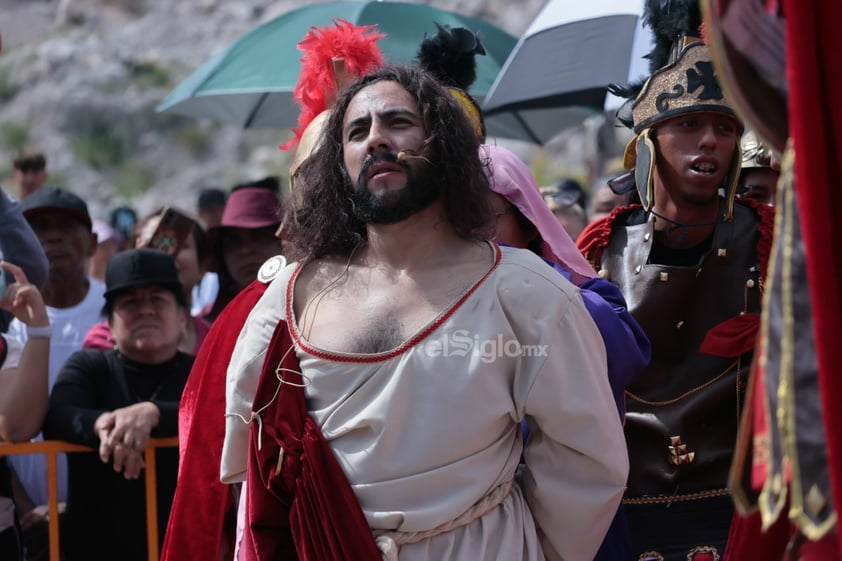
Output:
[
  {"xmin": 544, "ymin": 190, "xmax": 580, "ymax": 208},
  {"xmin": 607, "ymin": 172, "xmax": 637, "ymax": 195}
]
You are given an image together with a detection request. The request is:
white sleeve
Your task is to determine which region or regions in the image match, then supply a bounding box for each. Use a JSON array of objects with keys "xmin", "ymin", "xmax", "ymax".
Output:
[
  {"xmin": 1, "ymin": 334, "xmax": 24, "ymax": 369},
  {"xmin": 521, "ymin": 291, "xmax": 629, "ymax": 561},
  {"xmin": 221, "ymin": 271, "xmax": 288, "ymax": 484}
]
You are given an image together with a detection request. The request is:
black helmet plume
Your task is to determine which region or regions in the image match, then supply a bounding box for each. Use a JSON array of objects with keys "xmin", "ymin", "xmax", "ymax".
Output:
[
  {"xmin": 610, "ymin": 0, "xmax": 704, "ymax": 128},
  {"xmin": 415, "ymin": 22, "xmax": 486, "ymax": 90}
]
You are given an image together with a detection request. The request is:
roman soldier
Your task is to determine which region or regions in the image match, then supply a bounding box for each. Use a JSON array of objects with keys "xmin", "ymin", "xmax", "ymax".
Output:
[{"xmin": 577, "ymin": 0, "xmax": 775, "ymax": 558}]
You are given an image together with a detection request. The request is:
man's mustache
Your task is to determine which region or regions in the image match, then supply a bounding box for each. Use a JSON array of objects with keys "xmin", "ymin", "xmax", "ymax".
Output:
[{"xmin": 359, "ymin": 152, "xmax": 409, "ymax": 181}]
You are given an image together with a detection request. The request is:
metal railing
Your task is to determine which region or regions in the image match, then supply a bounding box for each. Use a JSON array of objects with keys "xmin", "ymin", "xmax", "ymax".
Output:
[{"xmin": 0, "ymin": 437, "xmax": 178, "ymax": 561}]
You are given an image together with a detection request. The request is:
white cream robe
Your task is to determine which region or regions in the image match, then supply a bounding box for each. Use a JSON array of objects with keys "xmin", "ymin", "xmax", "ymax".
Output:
[{"xmin": 224, "ymin": 245, "xmax": 628, "ymax": 561}]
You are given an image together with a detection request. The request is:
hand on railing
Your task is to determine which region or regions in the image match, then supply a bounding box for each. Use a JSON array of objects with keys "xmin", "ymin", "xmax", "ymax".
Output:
[{"xmin": 94, "ymin": 402, "xmax": 161, "ymax": 480}]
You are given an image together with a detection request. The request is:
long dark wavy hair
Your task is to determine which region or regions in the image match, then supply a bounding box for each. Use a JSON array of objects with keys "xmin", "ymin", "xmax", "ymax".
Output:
[{"xmin": 284, "ymin": 64, "xmax": 494, "ymax": 261}]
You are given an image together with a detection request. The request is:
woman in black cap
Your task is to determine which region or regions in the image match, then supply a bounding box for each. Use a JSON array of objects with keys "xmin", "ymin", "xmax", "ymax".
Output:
[{"xmin": 43, "ymin": 248, "xmax": 193, "ymax": 561}]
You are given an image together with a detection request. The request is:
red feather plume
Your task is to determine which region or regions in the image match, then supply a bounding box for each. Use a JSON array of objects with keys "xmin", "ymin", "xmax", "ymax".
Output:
[{"xmin": 280, "ymin": 19, "xmax": 385, "ymax": 151}]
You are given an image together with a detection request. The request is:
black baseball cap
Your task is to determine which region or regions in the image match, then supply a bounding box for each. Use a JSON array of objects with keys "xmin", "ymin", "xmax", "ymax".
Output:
[
  {"xmin": 104, "ymin": 248, "xmax": 185, "ymax": 306},
  {"xmin": 20, "ymin": 186, "xmax": 92, "ymax": 229},
  {"xmin": 197, "ymin": 187, "xmax": 227, "ymax": 211}
]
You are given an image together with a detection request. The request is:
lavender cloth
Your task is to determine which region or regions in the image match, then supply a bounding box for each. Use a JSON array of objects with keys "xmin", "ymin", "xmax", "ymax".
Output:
[
  {"xmin": 481, "ymin": 144, "xmax": 596, "ymax": 285},
  {"xmin": 484, "ymin": 145, "xmax": 650, "ymax": 561}
]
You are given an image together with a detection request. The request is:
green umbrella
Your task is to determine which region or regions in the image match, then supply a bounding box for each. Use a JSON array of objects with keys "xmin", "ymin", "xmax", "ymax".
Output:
[{"xmin": 157, "ymin": 1, "xmax": 529, "ymax": 139}]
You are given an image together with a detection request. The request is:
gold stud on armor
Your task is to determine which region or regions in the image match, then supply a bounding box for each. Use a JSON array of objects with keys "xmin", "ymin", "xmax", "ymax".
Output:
[{"xmin": 668, "ymin": 436, "xmax": 696, "ymax": 465}]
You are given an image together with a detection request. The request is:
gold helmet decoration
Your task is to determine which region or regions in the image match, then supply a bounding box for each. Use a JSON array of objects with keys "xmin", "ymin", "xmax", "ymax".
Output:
[{"xmin": 613, "ymin": 0, "xmax": 744, "ymax": 219}]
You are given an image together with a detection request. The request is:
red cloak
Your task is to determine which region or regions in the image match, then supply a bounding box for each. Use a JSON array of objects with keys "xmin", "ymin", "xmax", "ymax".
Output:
[
  {"xmin": 240, "ymin": 312, "xmax": 381, "ymax": 561},
  {"xmin": 160, "ymin": 280, "xmax": 268, "ymax": 561}
]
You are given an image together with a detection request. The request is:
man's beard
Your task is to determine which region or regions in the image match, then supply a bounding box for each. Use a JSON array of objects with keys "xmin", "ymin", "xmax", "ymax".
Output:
[{"xmin": 351, "ymin": 153, "xmax": 440, "ymax": 225}]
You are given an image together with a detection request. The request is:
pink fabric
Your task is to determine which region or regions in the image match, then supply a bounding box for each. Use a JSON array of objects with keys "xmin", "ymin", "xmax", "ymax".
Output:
[
  {"xmin": 192, "ymin": 315, "xmax": 211, "ymax": 354},
  {"xmin": 481, "ymin": 144, "xmax": 596, "ymax": 285},
  {"xmin": 82, "ymin": 321, "xmax": 114, "ymax": 351},
  {"xmin": 235, "ymin": 481, "xmax": 247, "ymax": 561}
]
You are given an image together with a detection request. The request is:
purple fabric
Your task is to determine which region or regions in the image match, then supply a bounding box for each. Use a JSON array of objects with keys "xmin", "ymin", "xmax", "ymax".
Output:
[
  {"xmin": 485, "ymin": 145, "xmax": 650, "ymax": 561},
  {"xmin": 575, "ymin": 273, "xmax": 651, "ymax": 414},
  {"xmin": 483, "ymin": 144, "xmax": 650, "ymax": 409}
]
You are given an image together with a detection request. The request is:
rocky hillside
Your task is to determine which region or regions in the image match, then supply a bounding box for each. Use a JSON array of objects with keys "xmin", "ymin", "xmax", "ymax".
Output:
[{"xmin": 0, "ymin": 0, "xmax": 588, "ymax": 220}]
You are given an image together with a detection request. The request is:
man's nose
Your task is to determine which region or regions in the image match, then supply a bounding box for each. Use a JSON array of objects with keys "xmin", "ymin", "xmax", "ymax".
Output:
[
  {"xmin": 699, "ymin": 123, "xmax": 719, "ymax": 148},
  {"xmin": 366, "ymin": 123, "xmax": 391, "ymax": 154}
]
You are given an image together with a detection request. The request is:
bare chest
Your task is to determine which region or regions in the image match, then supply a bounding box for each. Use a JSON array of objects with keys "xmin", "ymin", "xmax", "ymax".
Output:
[{"xmin": 294, "ymin": 271, "xmax": 475, "ymax": 354}]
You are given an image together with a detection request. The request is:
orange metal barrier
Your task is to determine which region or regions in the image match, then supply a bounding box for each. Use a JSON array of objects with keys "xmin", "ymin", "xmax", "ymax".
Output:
[{"xmin": 0, "ymin": 437, "xmax": 178, "ymax": 561}]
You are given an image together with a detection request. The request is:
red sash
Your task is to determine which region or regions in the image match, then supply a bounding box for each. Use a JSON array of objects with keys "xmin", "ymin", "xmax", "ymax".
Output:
[{"xmin": 241, "ymin": 317, "xmax": 381, "ymax": 561}]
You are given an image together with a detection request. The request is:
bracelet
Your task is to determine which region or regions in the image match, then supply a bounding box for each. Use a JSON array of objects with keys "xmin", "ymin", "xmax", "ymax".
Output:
[{"xmin": 26, "ymin": 324, "xmax": 52, "ymax": 339}]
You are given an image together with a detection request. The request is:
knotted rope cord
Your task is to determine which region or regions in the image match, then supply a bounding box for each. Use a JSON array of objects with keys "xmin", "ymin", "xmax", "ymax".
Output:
[
  {"xmin": 225, "ymin": 343, "xmax": 310, "ymax": 451},
  {"xmin": 374, "ymin": 478, "xmax": 514, "ymax": 561}
]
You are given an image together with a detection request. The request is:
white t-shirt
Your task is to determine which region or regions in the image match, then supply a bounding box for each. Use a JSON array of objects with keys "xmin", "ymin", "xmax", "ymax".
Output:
[
  {"xmin": 191, "ymin": 272, "xmax": 219, "ymax": 317},
  {"xmin": 6, "ymin": 278, "xmax": 106, "ymax": 506},
  {"xmin": 0, "ymin": 333, "xmax": 24, "ymax": 370}
]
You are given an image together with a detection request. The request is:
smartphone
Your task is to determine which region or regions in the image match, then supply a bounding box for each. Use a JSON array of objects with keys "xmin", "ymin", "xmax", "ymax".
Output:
[{"xmin": 145, "ymin": 207, "xmax": 195, "ymax": 256}]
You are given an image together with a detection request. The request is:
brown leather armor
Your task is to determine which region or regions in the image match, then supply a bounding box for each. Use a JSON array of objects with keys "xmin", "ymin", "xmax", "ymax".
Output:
[{"xmin": 600, "ymin": 203, "xmax": 763, "ymax": 499}]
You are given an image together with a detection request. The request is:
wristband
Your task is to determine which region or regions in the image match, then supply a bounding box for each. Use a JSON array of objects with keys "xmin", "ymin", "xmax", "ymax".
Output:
[{"xmin": 26, "ymin": 324, "xmax": 52, "ymax": 339}]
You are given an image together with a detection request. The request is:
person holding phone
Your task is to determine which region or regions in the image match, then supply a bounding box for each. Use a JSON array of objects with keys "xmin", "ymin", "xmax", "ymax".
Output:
[{"xmin": 0, "ymin": 259, "xmax": 51, "ymax": 561}]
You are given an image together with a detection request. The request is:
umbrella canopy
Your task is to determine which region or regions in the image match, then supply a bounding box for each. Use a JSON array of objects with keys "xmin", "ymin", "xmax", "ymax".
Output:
[
  {"xmin": 482, "ymin": 0, "xmax": 654, "ymax": 144},
  {"xmin": 157, "ymin": 1, "xmax": 526, "ymax": 139}
]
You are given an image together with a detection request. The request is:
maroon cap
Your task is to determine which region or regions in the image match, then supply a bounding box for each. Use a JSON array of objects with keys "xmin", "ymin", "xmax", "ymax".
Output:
[{"xmin": 213, "ymin": 186, "xmax": 282, "ymax": 231}]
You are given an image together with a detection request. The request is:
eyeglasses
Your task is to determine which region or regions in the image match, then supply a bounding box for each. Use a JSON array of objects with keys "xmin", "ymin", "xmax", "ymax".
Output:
[
  {"xmin": 542, "ymin": 190, "xmax": 580, "ymax": 209},
  {"xmin": 606, "ymin": 172, "xmax": 637, "ymax": 195}
]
